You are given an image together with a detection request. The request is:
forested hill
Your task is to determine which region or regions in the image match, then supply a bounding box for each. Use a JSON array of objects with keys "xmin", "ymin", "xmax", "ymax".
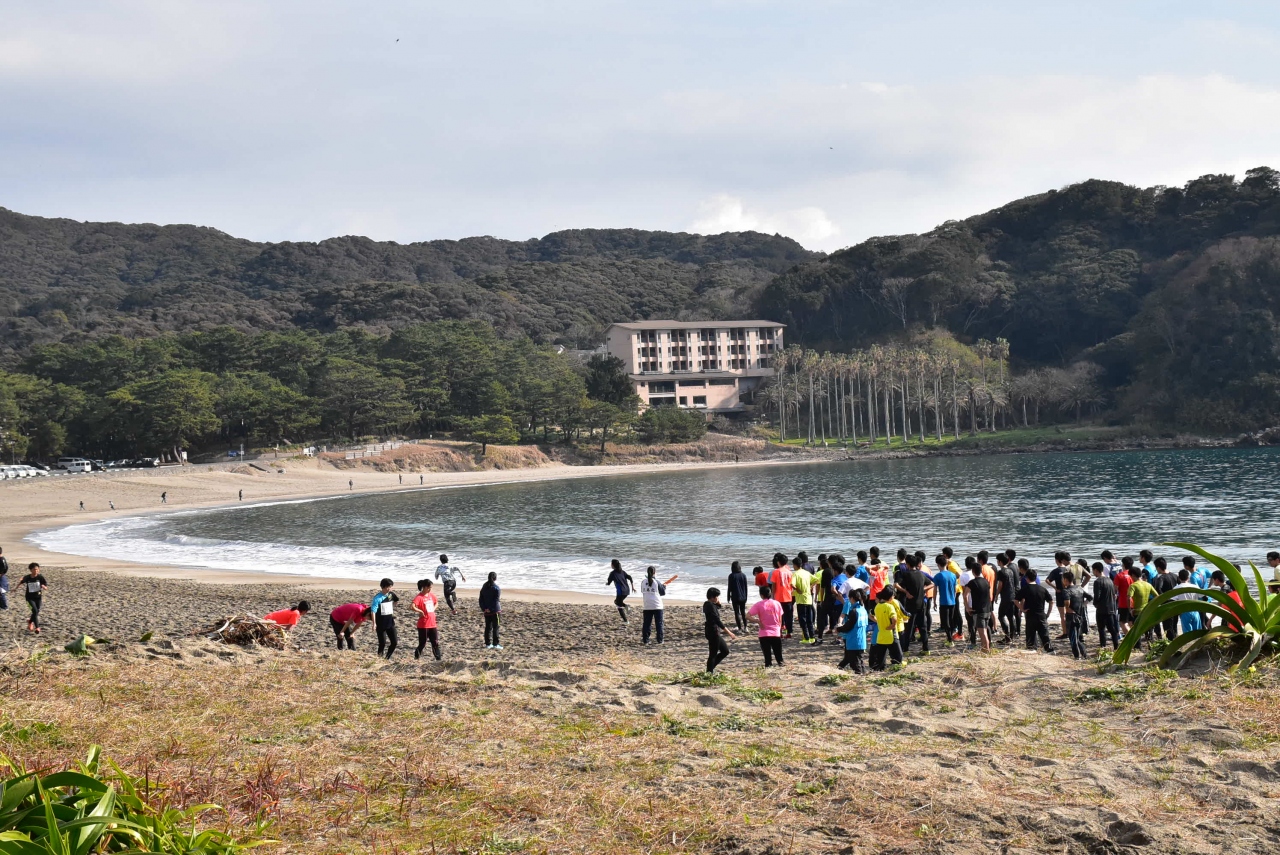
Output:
[
  {"xmin": 757, "ymin": 168, "xmax": 1280, "ymax": 428},
  {"xmin": 0, "ymin": 209, "xmax": 818, "ymax": 356}
]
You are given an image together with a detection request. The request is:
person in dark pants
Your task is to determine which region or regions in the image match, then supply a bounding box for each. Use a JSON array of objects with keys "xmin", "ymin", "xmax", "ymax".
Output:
[
  {"xmin": 1152, "ymin": 557, "xmax": 1179, "ymax": 641},
  {"xmin": 726, "ymin": 561, "xmax": 749, "ymax": 632},
  {"xmin": 606, "ymin": 559, "xmax": 635, "ymax": 624},
  {"xmin": 1015, "ymin": 563, "xmax": 1055, "ymax": 653},
  {"xmin": 1091, "ymin": 563, "xmax": 1120, "ymax": 651},
  {"xmin": 1063, "ymin": 571, "xmax": 1092, "ymax": 659},
  {"xmin": 328, "ymin": 603, "xmax": 372, "ymax": 650},
  {"xmin": 995, "ymin": 553, "xmax": 1020, "ymax": 643},
  {"xmin": 20, "ymin": 563, "xmax": 48, "ymax": 633},
  {"xmin": 747, "ymin": 585, "xmax": 784, "ymax": 666},
  {"xmin": 640, "ymin": 566, "xmax": 674, "ymax": 644},
  {"xmin": 412, "ymin": 579, "xmax": 442, "ymax": 661},
  {"xmin": 434, "ymin": 555, "xmax": 467, "ymax": 615},
  {"xmin": 897, "ymin": 554, "xmax": 933, "ymax": 655},
  {"xmin": 869, "ymin": 586, "xmax": 905, "ymax": 670},
  {"xmin": 703, "ymin": 587, "xmax": 736, "ymax": 672},
  {"xmin": 837, "ymin": 590, "xmax": 870, "ymax": 673},
  {"xmin": 480, "ymin": 571, "xmax": 502, "ymax": 649},
  {"xmin": 372, "ymin": 578, "xmax": 399, "ymax": 659}
]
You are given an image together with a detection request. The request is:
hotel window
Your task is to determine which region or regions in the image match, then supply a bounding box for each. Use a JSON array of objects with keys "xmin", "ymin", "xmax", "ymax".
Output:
[
  {"xmin": 639, "ymin": 330, "xmax": 660, "ymax": 344},
  {"xmin": 678, "ymin": 396, "xmax": 688, "ymax": 406},
  {"xmin": 699, "ymin": 328, "xmax": 718, "ymax": 342},
  {"xmin": 699, "ymin": 358, "xmax": 720, "ymax": 370},
  {"xmin": 670, "ymin": 359, "xmax": 690, "ymax": 371},
  {"xmin": 648, "ymin": 381, "xmax": 675, "ymax": 394},
  {"xmin": 757, "ymin": 327, "xmax": 775, "ymax": 340},
  {"xmin": 671, "ymin": 329, "xmax": 688, "ymax": 342},
  {"xmin": 729, "ymin": 327, "xmax": 746, "ymax": 340},
  {"xmin": 692, "ymin": 395, "xmax": 707, "ymax": 407}
]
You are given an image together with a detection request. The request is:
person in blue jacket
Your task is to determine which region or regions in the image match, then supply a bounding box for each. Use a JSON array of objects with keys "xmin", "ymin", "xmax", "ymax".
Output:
[
  {"xmin": 479, "ymin": 571, "xmax": 502, "ymax": 650},
  {"xmin": 836, "ymin": 590, "xmax": 870, "ymax": 673}
]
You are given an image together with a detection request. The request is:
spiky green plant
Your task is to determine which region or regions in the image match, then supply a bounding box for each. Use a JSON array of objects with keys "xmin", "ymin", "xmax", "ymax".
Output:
[{"xmin": 1114, "ymin": 542, "xmax": 1279, "ymax": 671}]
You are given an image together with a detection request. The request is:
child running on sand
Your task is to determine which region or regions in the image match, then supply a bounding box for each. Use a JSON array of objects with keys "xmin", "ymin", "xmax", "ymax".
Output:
[
  {"xmin": 20, "ymin": 563, "xmax": 48, "ymax": 633},
  {"xmin": 435, "ymin": 555, "xmax": 466, "ymax": 615},
  {"xmin": 747, "ymin": 585, "xmax": 784, "ymax": 667},
  {"xmin": 328, "ymin": 603, "xmax": 372, "ymax": 650},
  {"xmin": 606, "ymin": 559, "xmax": 635, "ymax": 624},
  {"xmin": 372, "ymin": 578, "xmax": 399, "ymax": 659},
  {"xmin": 413, "ymin": 579, "xmax": 442, "ymax": 660}
]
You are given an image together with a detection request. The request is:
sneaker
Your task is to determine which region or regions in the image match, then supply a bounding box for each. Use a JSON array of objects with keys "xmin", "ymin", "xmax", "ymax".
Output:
[
  {"xmin": 485, "ymin": 644, "xmax": 494, "ymax": 649},
  {"xmin": 493, "ymin": 644, "xmax": 503, "ymax": 650}
]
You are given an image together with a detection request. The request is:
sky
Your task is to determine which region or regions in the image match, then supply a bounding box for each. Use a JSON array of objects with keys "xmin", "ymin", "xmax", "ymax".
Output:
[{"xmin": 4, "ymin": 1, "xmax": 1280, "ymax": 252}]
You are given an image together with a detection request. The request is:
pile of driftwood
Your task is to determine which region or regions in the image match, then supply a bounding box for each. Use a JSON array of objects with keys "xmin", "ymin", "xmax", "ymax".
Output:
[{"xmin": 197, "ymin": 614, "xmax": 288, "ymax": 649}]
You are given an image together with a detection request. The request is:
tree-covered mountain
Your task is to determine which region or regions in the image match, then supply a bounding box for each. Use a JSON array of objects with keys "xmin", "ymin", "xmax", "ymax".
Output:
[
  {"xmin": 0, "ymin": 211, "xmax": 817, "ymax": 356},
  {"xmin": 757, "ymin": 168, "xmax": 1280, "ymax": 430}
]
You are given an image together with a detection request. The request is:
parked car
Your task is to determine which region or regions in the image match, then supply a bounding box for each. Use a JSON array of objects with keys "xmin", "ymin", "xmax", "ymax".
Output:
[
  {"xmin": 56, "ymin": 457, "xmax": 94, "ymax": 473},
  {"xmin": 130, "ymin": 457, "xmax": 161, "ymax": 468}
]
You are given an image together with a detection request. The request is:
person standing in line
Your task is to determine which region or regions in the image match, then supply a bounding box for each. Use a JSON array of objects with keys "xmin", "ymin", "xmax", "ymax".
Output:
[
  {"xmin": 1173, "ymin": 568, "xmax": 1204, "ymax": 634},
  {"xmin": 412, "ymin": 579, "xmax": 442, "ymax": 660},
  {"xmin": 869, "ymin": 587, "xmax": 906, "ymax": 670},
  {"xmin": 747, "ymin": 585, "xmax": 784, "ymax": 667},
  {"xmin": 1091, "ymin": 563, "xmax": 1120, "ymax": 651},
  {"xmin": 264, "ymin": 601, "xmax": 311, "ymax": 631},
  {"xmin": 993, "ymin": 552, "xmax": 1018, "ymax": 642},
  {"xmin": 371, "ymin": 578, "xmax": 399, "ymax": 659},
  {"xmin": 769, "ymin": 555, "xmax": 795, "ymax": 638},
  {"xmin": 1101, "ymin": 550, "xmax": 1122, "ymax": 579},
  {"xmin": 932, "ymin": 554, "xmax": 959, "ymax": 647},
  {"xmin": 0, "ymin": 546, "xmax": 9, "ymax": 613},
  {"xmin": 435, "ymin": 554, "xmax": 467, "ymax": 615},
  {"xmin": 1152, "ymin": 557, "xmax": 1178, "ymax": 640},
  {"xmin": 1062, "ymin": 570, "xmax": 1092, "ymax": 659},
  {"xmin": 1184, "ymin": 555, "xmax": 1209, "ymax": 590},
  {"xmin": 836, "ymin": 589, "xmax": 870, "ymax": 673},
  {"xmin": 1128, "ymin": 566, "xmax": 1156, "ymax": 647},
  {"xmin": 792, "ymin": 557, "xmax": 817, "ymax": 644},
  {"xmin": 1016, "ymin": 562, "xmax": 1054, "ymax": 653},
  {"xmin": 1115, "ymin": 556, "xmax": 1135, "ymax": 634},
  {"xmin": 816, "ymin": 555, "xmax": 841, "ymax": 643},
  {"xmin": 1046, "ymin": 552, "xmax": 1071, "ymax": 638},
  {"xmin": 479, "ymin": 571, "xmax": 502, "ymax": 650},
  {"xmin": 966, "ymin": 564, "xmax": 994, "ymax": 654},
  {"xmin": 897, "ymin": 554, "xmax": 933, "ymax": 655},
  {"xmin": 20, "ymin": 563, "xmax": 48, "ymax": 634},
  {"xmin": 726, "ymin": 561, "xmax": 749, "ymax": 632},
  {"xmin": 640, "ymin": 566, "xmax": 676, "ymax": 644},
  {"xmin": 606, "ymin": 559, "xmax": 635, "ymax": 624},
  {"xmin": 328, "ymin": 603, "xmax": 372, "ymax": 650},
  {"xmin": 958, "ymin": 557, "xmax": 978, "ymax": 647},
  {"xmin": 703, "ymin": 587, "xmax": 736, "ymax": 673}
]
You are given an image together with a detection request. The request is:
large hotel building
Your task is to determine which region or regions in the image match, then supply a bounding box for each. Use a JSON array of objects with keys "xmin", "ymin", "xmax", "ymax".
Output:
[{"xmin": 603, "ymin": 320, "xmax": 785, "ymax": 414}]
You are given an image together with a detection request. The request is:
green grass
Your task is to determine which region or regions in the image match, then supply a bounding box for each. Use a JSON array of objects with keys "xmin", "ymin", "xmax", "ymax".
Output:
[
  {"xmin": 1070, "ymin": 684, "xmax": 1149, "ymax": 703},
  {"xmin": 869, "ymin": 670, "xmax": 924, "ymax": 687},
  {"xmin": 669, "ymin": 671, "xmax": 782, "ymax": 704},
  {"xmin": 771, "ymin": 424, "xmax": 1159, "ymax": 453},
  {"xmin": 816, "ymin": 673, "xmax": 849, "ymax": 686}
]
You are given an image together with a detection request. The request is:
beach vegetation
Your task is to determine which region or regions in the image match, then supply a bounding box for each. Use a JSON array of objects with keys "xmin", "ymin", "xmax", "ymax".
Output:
[{"xmin": 1113, "ymin": 542, "xmax": 1279, "ymax": 672}]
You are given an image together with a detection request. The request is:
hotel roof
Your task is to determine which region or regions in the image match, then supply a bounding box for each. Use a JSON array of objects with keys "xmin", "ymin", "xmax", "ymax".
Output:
[{"xmin": 608, "ymin": 320, "xmax": 784, "ymax": 330}]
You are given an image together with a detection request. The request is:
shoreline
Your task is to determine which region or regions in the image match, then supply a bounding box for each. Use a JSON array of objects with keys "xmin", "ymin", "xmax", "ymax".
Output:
[{"xmin": 2, "ymin": 454, "xmax": 819, "ymax": 604}]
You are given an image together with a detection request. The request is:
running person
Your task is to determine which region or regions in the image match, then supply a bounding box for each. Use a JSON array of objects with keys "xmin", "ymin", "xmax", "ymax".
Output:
[
  {"xmin": 328, "ymin": 603, "xmax": 372, "ymax": 650},
  {"xmin": 372, "ymin": 578, "xmax": 399, "ymax": 659},
  {"xmin": 435, "ymin": 555, "xmax": 467, "ymax": 615},
  {"xmin": 606, "ymin": 559, "xmax": 635, "ymax": 624},
  {"xmin": 703, "ymin": 587, "xmax": 736, "ymax": 673},
  {"xmin": 412, "ymin": 579, "xmax": 442, "ymax": 660},
  {"xmin": 20, "ymin": 563, "xmax": 47, "ymax": 633}
]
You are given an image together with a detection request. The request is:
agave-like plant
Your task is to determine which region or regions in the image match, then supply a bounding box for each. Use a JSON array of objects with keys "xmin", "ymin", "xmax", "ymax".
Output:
[{"xmin": 1114, "ymin": 542, "xmax": 1280, "ymax": 671}]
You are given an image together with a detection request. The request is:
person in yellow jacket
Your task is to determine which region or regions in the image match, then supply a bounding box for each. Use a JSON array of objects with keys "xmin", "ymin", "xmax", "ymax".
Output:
[{"xmin": 870, "ymin": 586, "xmax": 907, "ymax": 670}]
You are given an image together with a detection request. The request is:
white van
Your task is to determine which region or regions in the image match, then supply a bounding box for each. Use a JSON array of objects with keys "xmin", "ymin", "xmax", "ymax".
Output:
[{"xmin": 56, "ymin": 457, "xmax": 93, "ymax": 473}]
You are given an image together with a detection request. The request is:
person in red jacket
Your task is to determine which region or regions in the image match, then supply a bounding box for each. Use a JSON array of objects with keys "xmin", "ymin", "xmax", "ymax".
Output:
[
  {"xmin": 328, "ymin": 602, "xmax": 372, "ymax": 651},
  {"xmin": 264, "ymin": 601, "xmax": 310, "ymax": 629},
  {"xmin": 412, "ymin": 579, "xmax": 442, "ymax": 660}
]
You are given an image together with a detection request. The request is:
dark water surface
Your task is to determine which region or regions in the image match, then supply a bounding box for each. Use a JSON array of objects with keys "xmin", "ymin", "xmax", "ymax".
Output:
[{"xmin": 34, "ymin": 447, "xmax": 1280, "ymax": 595}]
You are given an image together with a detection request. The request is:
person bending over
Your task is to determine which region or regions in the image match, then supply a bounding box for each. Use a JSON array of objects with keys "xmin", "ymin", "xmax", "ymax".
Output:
[{"xmin": 328, "ymin": 603, "xmax": 372, "ymax": 650}]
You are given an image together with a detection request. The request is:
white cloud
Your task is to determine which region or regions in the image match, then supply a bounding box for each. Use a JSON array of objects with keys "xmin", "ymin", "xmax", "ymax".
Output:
[{"xmin": 690, "ymin": 194, "xmax": 838, "ymax": 244}]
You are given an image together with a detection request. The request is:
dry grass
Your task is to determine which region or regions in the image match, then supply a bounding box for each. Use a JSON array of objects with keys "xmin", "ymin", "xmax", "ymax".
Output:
[{"xmin": 1, "ymin": 646, "xmax": 1277, "ymax": 854}]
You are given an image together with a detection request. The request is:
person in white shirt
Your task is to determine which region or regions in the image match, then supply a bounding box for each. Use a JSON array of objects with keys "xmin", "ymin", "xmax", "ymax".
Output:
[
  {"xmin": 434, "ymin": 554, "xmax": 466, "ymax": 615},
  {"xmin": 639, "ymin": 565, "xmax": 678, "ymax": 645}
]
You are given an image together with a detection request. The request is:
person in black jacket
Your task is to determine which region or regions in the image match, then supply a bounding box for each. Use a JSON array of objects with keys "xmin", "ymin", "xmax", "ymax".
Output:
[
  {"xmin": 726, "ymin": 562, "xmax": 749, "ymax": 632},
  {"xmin": 703, "ymin": 587, "xmax": 737, "ymax": 672},
  {"xmin": 1015, "ymin": 562, "xmax": 1055, "ymax": 653},
  {"xmin": 1152, "ymin": 557, "xmax": 1179, "ymax": 641},
  {"xmin": 1091, "ymin": 562, "xmax": 1120, "ymax": 650},
  {"xmin": 479, "ymin": 572, "xmax": 502, "ymax": 650}
]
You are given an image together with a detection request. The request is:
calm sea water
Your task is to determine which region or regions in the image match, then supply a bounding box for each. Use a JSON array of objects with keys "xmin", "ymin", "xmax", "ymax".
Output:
[{"xmin": 33, "ymin": 447, "xmax": 1280, "ymax": 596}]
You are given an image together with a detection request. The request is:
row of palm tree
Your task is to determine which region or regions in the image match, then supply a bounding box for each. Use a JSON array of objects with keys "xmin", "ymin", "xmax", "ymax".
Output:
[{"xmin": 764, "ymin": 335, "xmax": 1103, "ymax": 446}]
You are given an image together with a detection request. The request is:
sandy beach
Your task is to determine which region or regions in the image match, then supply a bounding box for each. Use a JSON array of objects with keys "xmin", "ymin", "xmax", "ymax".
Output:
[{"xmin": 0, "ymin": 449, "xmax": 813, "ymax": 602}]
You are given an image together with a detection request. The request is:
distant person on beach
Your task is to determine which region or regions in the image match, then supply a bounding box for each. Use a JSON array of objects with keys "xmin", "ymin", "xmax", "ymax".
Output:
[
  {"xmin": 349, "ymin": 480, "xmax": 353, "ymax": 490},
  {"xmin": 965, "ymin": 565, "xmax": 993, "ymax": 654},
  {"xmin": 703, "ymin": 587, "xmax": 735, "ymax": 673},
  {"xmin": 0, "ymin": 547, "xmax": 9, "ymax": 611},
  {"xmin": 479, "ymin": 571, "xmax": 502, "ymax": 650},
  {"xmin": 264, "ymin": 601, "xmax": 311, "ymax": 629},
  {"xmin": 435, "ymin": 555, "xmax": 466, "ymax": 615},
  {"xmin": 933, "ymin": 554, "xmax": 959, "ymax": 646},
  {"xmin": 640, "ymin": 566, "xmax": 677, "ymax": 644},
  {"xmin": 419, "ymin": 475, "xmax": 423, "ymax": 485},
  {"xmin": 1116, "ymin": 556, "xmax": 1135, "ymax": 633},
  {"xmin": 754, "ymin": 564, "xmax": 770, "ymax": 587},
  {"xmin": 1128, "ymin": 565, "xmax": 1156, "ymax": 647},
  {"xmin": 1062, "ymin": 570, "xmax": 1091, "ymax": 659},
  {"xmin": 606, "ymin": 559, "xmax": 635, "ymax": 624},
  {"xmin": 399, "ymin": 474, "xmax": 403, "ymax": 485},
  {"xmin": 239, "ymin": 490, "xmax": 243, "ymax": 501},
  {"xmin": 20, "ymin": 563, "xmax": 48, "ymax": 634},
  {"xmin": 161, "ymin": 492, "xmax": 167, "ymax": 504},
  {"xmin": 109, "ymin": 501, "xmax": 115, "ymax": 510},
  {"xmin": 79, "ymin": 501, "xmax": 84, "ymax": 511},
  {"xmin": 328, "ymin": 603, "xmax": 372, "ymax": 650},
  {"xmin": 747, "ymin": 585, "xmax": 784, "ymax": 666},
  {"xmin": 412, "ymin": 579, "xmax": 442, "ymax": 660},
  {"xmin": 995, "ymin": 552, "xmax": 1020, "ymax": 642},
  {"xmin": 726, "ymin": 561, "xmax": 749, "ymax": 632},
  {"xmin": 372, "ymin": 578, "xmax": 399, "ymax": 659}
]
